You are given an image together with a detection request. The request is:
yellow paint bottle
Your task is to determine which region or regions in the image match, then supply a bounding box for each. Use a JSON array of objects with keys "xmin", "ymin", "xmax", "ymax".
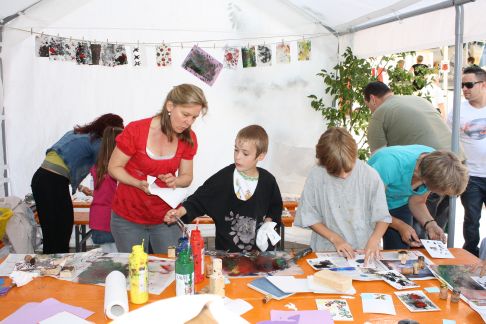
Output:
[{"xmin": 129, "ymin": 242, "xmax": 148, "ymax": 304}]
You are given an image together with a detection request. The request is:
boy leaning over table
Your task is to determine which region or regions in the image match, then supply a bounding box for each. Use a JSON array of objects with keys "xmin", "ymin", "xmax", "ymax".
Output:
[
  {"xmin": 164, "ymin": 125, "xmax": 283, "ymax": 253},
  {"xmin": 294, "ymin": 127, "xmax": 391, "ymax": 266}
]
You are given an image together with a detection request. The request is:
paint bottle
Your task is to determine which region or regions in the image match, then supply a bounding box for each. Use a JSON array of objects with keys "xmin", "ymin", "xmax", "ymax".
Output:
[
  {"xmin": 176, "ymin": 236, "xmax": 189, "ymax": 256},
  {"xmin": 439, "ymin": 282, "xmax": 448, "ymax": 300},
  {"xmin": 451, "ymin": 288, "xmax": 461, "ymax": 303},
  {"xmin": 128, "ymin": 243, "xmax": 148, "ymax": 304},
  {"xmin": 175, "ymin": 248, "xmax": 194, "ymax": 296},
  {"xmin": 190, "ymin": 226, "xmax": 205, "ymax": 284}
]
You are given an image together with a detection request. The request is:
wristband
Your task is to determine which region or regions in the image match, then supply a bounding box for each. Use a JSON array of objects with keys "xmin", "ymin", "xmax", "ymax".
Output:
[{"xmin": 423, "ymin": 219, "xmax": 436, "ymax": 230}]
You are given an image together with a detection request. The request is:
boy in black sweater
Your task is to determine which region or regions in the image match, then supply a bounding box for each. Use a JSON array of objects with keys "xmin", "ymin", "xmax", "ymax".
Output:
[{"xmin": 164, "ymin": 125, "xmax": 283, "ymax": 252}]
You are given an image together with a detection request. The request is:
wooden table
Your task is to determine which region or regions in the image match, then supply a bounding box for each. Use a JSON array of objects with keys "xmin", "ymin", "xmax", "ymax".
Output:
[
  {"xmin": 73, "ymin": 200, "xmax": 295, "ymax": 251},
  {"xmin": 0, "ymin": 248, "xmax": 482, "ymax": 323}
]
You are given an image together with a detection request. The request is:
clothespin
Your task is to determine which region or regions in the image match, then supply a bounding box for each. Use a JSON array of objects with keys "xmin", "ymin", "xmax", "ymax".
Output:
[
  {"xmin": 30, "ymin": 28, "xmax": 32, "ymax": 35},
  {"xmin": 213, "ymin": 43, "xmax": 215, "ymax": 49}
]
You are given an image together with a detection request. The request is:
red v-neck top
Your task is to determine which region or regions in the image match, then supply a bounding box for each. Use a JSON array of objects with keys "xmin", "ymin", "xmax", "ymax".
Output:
[{"xmin": 111, "ymin": 118, "xmax": 198, "ymax": 224}]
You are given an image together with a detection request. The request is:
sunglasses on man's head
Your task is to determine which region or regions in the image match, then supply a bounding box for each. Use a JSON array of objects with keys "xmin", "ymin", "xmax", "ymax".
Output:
[{"xmin": 461, "ymin": 81, "xmax": 483, "ymax": 89}]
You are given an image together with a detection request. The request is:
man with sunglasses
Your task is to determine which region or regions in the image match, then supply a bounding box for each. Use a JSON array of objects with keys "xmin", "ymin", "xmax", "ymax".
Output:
[
  {"xmin": 364, "ymin": 81, "xmax": 464, "ymax": 244},
  {"xmin": 448, "ymin": 66, "xmax": 486, "ymax": 257}
]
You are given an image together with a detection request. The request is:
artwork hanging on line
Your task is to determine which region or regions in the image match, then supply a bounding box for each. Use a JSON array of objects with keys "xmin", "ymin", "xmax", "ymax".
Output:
[
  {"xmin": 76, "ymin": 41, "xmax": 92, "ymax": 65},
  {"xmin": 182, "ymin": 45, "xmax": 223, "ymax": 86},
  {"xmin": 63, "ymin": 39, "xmax": 77, "ymax": 62},
  {"xmin": 90, "ymin": 44, "xmax": 101, "ymax": 65},
  {"xmin": 35, "ymin": 35, "xmax": 49, "ymax": 57},
  {"xmin": 101, "ymin": 43, "xmax": 116, "ymax": 67},
  {"xmin": 256, "ymin": 45, "xmax": 272, "ymax": 67},
  {"xmin": 223, "ymin": 47, "xmax": 240, "ymax": 69},
  {"xmin": 114, "ymin": 45, "xmax": 128, "ymax": 66},
  {"xmin": 276, "ymin": 43, "xmax": 291, "ymax": 64},
  {"xmin": 241, "ymin": 46, "xmax": 256, "ymax": 68},
  {"xmin": 48, "ymin": 37, "xmax": 65, "ymax": 61},
  {"xmin": 132, "ymin": 46, "xmax": 146, "ymax": 67},
  {"xmin": 156, "ymin": 44, "xmax": 172, "ymax": 67},
  {"xmin": 298, "ymin": 39, "xmax": 311, "ymax": 61}
]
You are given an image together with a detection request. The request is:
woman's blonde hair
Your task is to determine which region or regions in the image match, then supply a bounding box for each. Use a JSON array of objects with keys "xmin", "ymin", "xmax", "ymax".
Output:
[
  {"xmin": 316, "ymin": 127, "xmax": 357, "ymax": 177},
  {"xmin": 419, "ymin": 150, "xmax": 469, "ymax": 196},
  {"xmin": 159, "ymin": 84, "xmax": 208, "ymax": 146}
]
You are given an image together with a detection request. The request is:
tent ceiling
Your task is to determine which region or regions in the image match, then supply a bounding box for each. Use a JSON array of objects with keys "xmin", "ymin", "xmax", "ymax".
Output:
[{"xmin": 0, "ymin": 0, "xmax": 461, "ymax": 34}]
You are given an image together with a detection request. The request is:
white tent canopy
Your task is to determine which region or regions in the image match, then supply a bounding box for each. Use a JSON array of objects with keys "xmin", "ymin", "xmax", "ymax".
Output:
[{"xmin": 0, "ymin": 0, "xmax": 483, "ymax": 199}]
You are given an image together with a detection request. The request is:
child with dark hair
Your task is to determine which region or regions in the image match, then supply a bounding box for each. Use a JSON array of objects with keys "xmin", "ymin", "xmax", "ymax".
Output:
[{"xmin": 79, "ymin": 127, "xmax": 123, "ymax": 252}]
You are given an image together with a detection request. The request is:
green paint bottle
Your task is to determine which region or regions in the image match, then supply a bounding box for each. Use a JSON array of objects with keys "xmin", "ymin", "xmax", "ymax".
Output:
[{"xmin": 175, "ymin": 248, "xmax": 194, "ymax": 296}]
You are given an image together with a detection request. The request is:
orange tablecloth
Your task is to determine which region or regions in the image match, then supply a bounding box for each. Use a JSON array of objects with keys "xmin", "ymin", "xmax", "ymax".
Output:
[{"xmin": 0, "ymin": 248, "xmax": 483, "ymax": 323}]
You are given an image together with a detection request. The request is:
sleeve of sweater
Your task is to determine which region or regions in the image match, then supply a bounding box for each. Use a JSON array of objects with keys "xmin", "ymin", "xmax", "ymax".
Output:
[
  {"xmin": 265, "ymin": 172, "xmax": 283, "ymax": 227},
  {"xmin": 181, "ymin": 166, "xmax": 229, "ymax": 223}
]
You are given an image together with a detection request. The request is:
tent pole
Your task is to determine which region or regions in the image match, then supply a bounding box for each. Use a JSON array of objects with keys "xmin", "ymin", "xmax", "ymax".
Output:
[
  {"xmin": 340, "ymin": 0, "xmax": 474, "ymax": 36},
  {"xmin": 0, "ymin": 24, "xmax": 8, "ymax": 196},
  {"xmin": 448, "ymin": 3, "xmax": 464, "ymax": 248}
]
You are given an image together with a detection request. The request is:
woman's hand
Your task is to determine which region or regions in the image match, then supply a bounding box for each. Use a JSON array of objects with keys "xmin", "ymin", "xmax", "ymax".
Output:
[
  {"xmin": 426, "ymin": 222, "xmax": 447, "ymax": 243},
  {"xmin": 136, "ymin": 180, "xmax": 150, "ymax": 195},
  {"xmin": 333, "ymin": 238, "xmax": 355, "ymax": 260},
  {"xmin": 159, "ymin": 173, "xmax": 177, "ymax": 188},
  {"xmin": 397, "ymin": 222, "xmax": 422, "ymax": 247},
  {"xmin": 470, "ymin": 260, "xmax": 486, "ymax": 277},
  {"xmin": 363, "ymin": 237, "xmax": 382, "ymax": 267}
]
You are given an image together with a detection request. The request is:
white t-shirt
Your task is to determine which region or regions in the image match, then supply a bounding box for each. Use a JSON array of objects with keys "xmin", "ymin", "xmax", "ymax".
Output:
[
  {"xmin": 294, "ymin": 160, "xmax": 391, "ymax": 252},
  {"xmin": 448, "ymin": 100, "xmax": 486, "ymax": 177}
]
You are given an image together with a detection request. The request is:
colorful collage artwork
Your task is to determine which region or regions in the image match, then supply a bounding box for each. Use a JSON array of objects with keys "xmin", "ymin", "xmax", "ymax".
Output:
[
  {"xmin": 298, "ymin": 39, "xmax": 311, "ymax": 61},
  {"xmin": 276, "ymin": 43, "xmax": 291, "ymax": 64},
  {"xmin": 223, "ymin": 47, "xmax": 240, "ymax": 69},
  {"xmin": 182, "ymin": 46, "xmax": 223, "ymax": 86}
]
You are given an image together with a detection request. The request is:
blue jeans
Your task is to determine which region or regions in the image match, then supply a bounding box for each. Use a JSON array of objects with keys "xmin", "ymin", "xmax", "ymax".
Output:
[
  {"xmin": 461, "ymin": 176, "xmax": 486, "ymax": 257},
  {"xmin": 384, "ymin": 204, "xmax": 414, "ymax": 250},
  {"xmin": 91, "ymin": 230, "xmax": 115, "ymax": 244},
  {"xmin": 110, "ymin": 211, "xmax": 180, "ymax": 253}
]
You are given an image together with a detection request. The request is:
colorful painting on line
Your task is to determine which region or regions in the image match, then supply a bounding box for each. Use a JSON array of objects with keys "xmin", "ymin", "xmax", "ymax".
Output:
[
  {"xmin": 90, "ymin": 44, "xmax": 101, "ymax": 65},
  {"xmin": 63, "ymin": 40, "xmax": 77, "ymax": 62},
  {"xmin": 76, "ymin": 42, "xmax": 92, "ymax": 65},
  {"xmin": 156, "ymin": 44, "xmax": 172, "ymax": 67},
  {"xmin": 298, "ymin": 40, "xmax": 311, "ymax": 61},
  {"xmin": 256, "ymin": 45, "xmax": 272, "ymax": 66},
  {"xmin": 276, "ymin": 43, "xmax": 291, "ymax": 64},
  {"xmin": 114, "ymin": 45, "xmax": 128, "ymax": 66},
  {"xmin": 182, "ymin": 45, "xmax": 223, "ymax": 86},
  {"xmin": 241, "ymin": 46, "xmax": 256, "ymax": 68},
  {"xmin": 223, "ymin": 47, "xmax": 240, "ymax": 69},
  {"xmin": 48, "ymin": 37, "xmax": 64, "ymax": 61}
]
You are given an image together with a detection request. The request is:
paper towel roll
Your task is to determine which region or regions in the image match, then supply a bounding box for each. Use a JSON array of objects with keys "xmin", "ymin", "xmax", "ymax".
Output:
[{"xmin": 104, "ymin": 270, "xmax": 129, "ymax": 319}]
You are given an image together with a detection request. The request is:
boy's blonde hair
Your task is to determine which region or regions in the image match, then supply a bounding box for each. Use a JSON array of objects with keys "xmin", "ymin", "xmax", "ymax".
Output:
[
  {"xmin": 419, "ymin": 151, "xmax": 469, "ymax": 196},
  {"xmin": 316, "ymin": 127, "xmax": 357, "ymax": 177},
  {"xmin": 236, "ymin": 125, "xmax": 268, "ymax": 157}
]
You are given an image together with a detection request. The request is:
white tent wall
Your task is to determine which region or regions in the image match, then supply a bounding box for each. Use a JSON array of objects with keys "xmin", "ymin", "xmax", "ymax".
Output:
[
  {"xmin": 2, "ymin": 0, "xmax": 336, "ymax": 198},
  {"xmin": 341, "ymin": 0, "xmax": 486, "ymax": 58}
]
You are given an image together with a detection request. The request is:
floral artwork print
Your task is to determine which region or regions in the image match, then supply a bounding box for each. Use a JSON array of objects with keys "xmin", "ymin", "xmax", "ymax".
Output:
[
  {"xmin": 75, "ymin": 42, "xmax": 92, "ymax": 65},
  {"xmin": 223, "ymin": 47, "xmax": 239, "ymax": 69},
  {"xmin": 90, "ymin": 44, "xmax": 101, "ymax": 65},
  {"xmin": 114, "ymin": 45, "xmax": 128, "ymax": 66},
  {"xmin": 48, "ymin": 37, "xmax": 64, "ymax": 61},
  {"xmin": 241, "ymin": 46, "xmax": 256, "ymax": 68},
  {"xmin": 156, "ymin": 44, "xmax": 172, "ymax": 67},
  {"xmin": 225, "ymin": 211, "xmax": 256, "ymax": 251},
  {"xmin": 276, "ymin": 43, "xmax": 291, "ymax": 64},
  {"xmin": 63, "ymin": 39, "xmax": 77, "ymax": 62},
  {"xmin": 256, "ymin": 45, "xmax": 272, "ymax": 66},
  {"xmin": 298, "ymin": 39, "xmax": 311, "ymax": 61},
  {"xmin": 35, "ymin": 35, "xmax": 49, "ymax": 57},
  {"xmin": 394, "ymin": 290, "xmax": 440, "ymax": 312},
  {"xmin": 101, "ymin": 43, "xmax": 116, "ymax": 67},
  {"xmin": 315, "ymin": 299, "xmax": 353, "ymax": 321},
  {"xmin": 182, "ymin": 45, "xmax": 223, "ymax": 86}
]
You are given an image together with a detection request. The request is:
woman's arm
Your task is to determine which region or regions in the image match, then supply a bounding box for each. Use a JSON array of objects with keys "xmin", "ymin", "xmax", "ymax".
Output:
[
  {"xmin": 108, "ymin": 147, "xmax": 149, "ymax": 194},
  {"xmin": 310, "ymin": 223, "xmax": 355, "ymax": 259},
  {"xmin": 409, "ymin": 193, "xmax": 446, "ymax": 242},
  {"xmin": 159, "ymin": 158, "xmax": 193, "ymax": 188}
]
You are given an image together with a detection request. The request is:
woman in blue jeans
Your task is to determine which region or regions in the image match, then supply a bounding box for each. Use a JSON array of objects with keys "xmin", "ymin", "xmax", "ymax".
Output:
[{"xmin": 368, "ymin": 145, "xmax": 468, "ymax": 249}]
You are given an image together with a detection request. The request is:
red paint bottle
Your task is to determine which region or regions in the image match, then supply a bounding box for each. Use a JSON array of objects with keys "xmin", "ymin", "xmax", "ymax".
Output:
[{"xmin": 190, "ymin": 226, "xmax": 205, "ymax": 284}]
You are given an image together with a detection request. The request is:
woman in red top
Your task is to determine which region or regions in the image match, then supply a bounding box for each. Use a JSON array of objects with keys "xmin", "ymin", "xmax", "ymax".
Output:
[{"xmin": 108, "ymin": 84, "xmax": 208, "ymax": 253}]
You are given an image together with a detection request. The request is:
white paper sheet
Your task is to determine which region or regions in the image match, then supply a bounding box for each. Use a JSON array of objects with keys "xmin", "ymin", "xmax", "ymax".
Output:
[
  {"xmin": 39, "ymin": 311, "xmax": 90, "ymax": 324},
  {"xmin": 223, "ymin": 298, "xmax": 253, "ymax": 316},
  {"xmin": 421, "ymin": 240, "xmax": 454, "ymax": 259},
  {"xmin": 104, "ymin": 271, "xmax": 129, "ymax": 320},
  {"xmin": 147, "ymin": 175, "xmax": 187, "ymax": 208},
  {"xmin": 361, "ymin": 293, "xmax": 396, "ymax": 315},
  {"xmin": 267, "ymin": 276, "xmax": 311, "ymax": 293}
]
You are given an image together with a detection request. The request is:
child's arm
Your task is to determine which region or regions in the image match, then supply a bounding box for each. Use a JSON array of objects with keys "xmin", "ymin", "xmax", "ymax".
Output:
[
  {"xmin": 164, "ymin": 207, "xmax": 188, "ymax": 224},
  {"xmin": 78, "ymin": 185, "xmax": 93, "ymax": 196},
  {"xmin": 409, "ymin": 193, "xmax": 446, "ymax": 243},
  {"xmin": 310, "ymin": 223, "xmax": 355, "ymax": 259},
  {"xmin": 364, "ymin": 221, "xmax": 389, "ymax": 266},
  {"xmin": 388, "ymin": 216, "xmax": 421, "ymax": 247}
]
